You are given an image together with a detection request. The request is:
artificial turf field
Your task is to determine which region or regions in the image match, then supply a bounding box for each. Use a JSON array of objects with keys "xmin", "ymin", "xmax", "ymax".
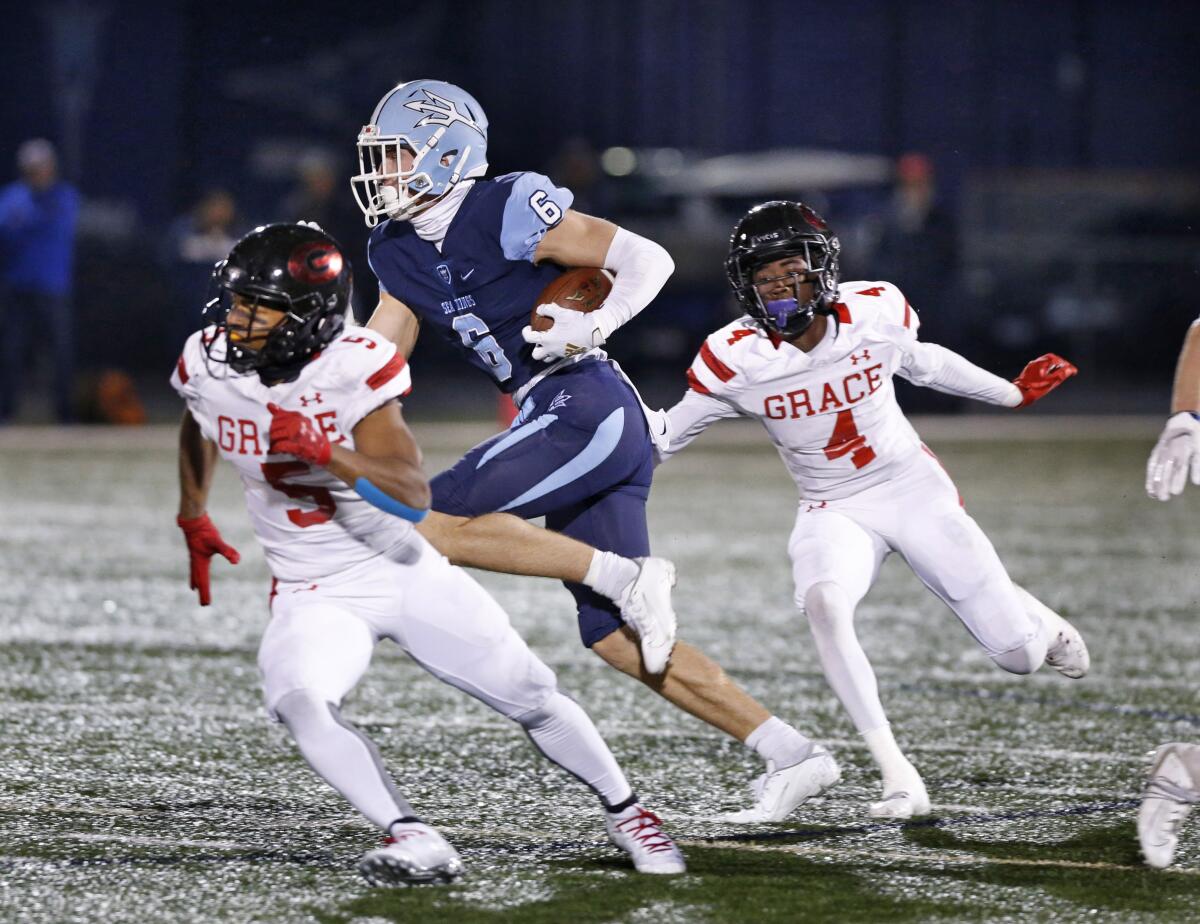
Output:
[{"xmin": 0, "ymin": 417, "xmax": 1197, "ymax": 923}]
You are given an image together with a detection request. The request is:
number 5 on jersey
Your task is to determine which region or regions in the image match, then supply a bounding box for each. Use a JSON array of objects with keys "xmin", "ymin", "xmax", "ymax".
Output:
[{"xmin": 824, "ymin": 408, "xmax": 877, "ymax": 469}]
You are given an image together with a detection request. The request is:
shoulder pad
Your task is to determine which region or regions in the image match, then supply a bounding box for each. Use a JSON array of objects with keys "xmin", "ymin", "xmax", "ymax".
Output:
[
  {"xmin": 836, "ymin": 281, "xmax": 917, "ymax": 334},
  {"xmin": 686, "ymin": 323, "xmax": 750, "ymax": 397}
]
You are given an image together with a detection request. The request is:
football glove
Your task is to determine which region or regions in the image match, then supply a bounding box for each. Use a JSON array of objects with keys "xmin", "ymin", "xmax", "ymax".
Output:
[
  {"xmin": 1013, "ymin": 353, "xmax": 1077, "ymax": 407},
  {"xmin": 176, "ymin": 514, "xmax": 240, "ymax": 606},
  {"xmin": 1146, "ymin": 412, "xmax": 1200, "ymax": 502},
  {"xmin": 267, "ymin": 402, "xmax": 332, "ymax": 465},
  {"xmin": 522, "ymin": 305, "xmax": 604, "ymax": 362}
]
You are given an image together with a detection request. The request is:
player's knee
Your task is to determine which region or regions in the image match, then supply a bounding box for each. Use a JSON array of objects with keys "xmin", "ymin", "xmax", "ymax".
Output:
[
  {"xmin": 990, "ymin": 635, "xmax": 1047, "ymax": 675},
  {"xmin": 273, "ymin": 687, "xmax": 338, "ymax": 730},
  {"xmin": 804, "ymin": 582, "xmax": 853, "ymax": 632}
]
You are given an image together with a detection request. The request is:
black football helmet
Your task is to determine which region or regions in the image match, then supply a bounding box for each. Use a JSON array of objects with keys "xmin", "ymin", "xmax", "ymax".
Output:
[
  {"xmin": 726, "ymin": 200, "xmax": 841, "ymax": 338},
  {"xmin": 204, "ymin": 222, "xmax": 351, "ymax": 377}
]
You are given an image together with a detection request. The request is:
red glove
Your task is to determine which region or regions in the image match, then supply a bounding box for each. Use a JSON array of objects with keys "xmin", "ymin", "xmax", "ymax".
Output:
[
  {"xmin": 267, "ymin": 402, "xmax": 332, "ymax": 465},
  {"xmin": 176, "ymin": 514, "xmax": 240, "ymax": 606},
  {"xmin": 1013, "ymin": 353, "xmax": 1077, "ymax": 408}
]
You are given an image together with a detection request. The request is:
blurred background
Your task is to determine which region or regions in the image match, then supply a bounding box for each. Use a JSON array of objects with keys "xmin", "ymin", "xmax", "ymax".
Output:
[{"xmin": 1, "ymin": 0, "xmax": 1197, "ymax": 423}]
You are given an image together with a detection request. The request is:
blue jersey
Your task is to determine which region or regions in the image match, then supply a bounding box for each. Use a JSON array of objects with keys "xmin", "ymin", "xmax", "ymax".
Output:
[{"xmin": 367, "ymin": 172, "xmax": 574, "ymax": 394}]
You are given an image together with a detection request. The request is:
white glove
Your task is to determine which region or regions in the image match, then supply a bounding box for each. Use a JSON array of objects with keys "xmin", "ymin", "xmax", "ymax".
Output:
[
  {"xmin": 521, "ymin": 304, "xmax": 604, "ymax": 362},
  {"xmin": 1146, "ymin": 412, "xmax": 1200, "ymax": 501}
]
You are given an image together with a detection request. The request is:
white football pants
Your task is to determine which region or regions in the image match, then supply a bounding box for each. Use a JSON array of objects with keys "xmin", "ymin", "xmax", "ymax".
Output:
[
  {"xmin": 790, "ymin": 449, "xmax": 1045, "ymax": 733},
  {"xmin": 259, "ymin": 537, "xmax": 632, "ymax": 828}
]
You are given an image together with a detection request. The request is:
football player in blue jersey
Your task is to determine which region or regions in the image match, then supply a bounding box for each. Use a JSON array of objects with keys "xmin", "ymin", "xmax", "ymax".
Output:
[{"xmin": 351, "ymin": 79, "xmax": 839, "ymax": 822}]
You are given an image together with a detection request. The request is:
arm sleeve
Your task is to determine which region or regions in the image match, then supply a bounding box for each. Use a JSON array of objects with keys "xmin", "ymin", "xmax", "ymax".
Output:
[
  {"xmin": 591, "ymin": 227, "xmax": 675, "ymax": 341},
  {"xmin": 500, "ymin": 173, "xmax": 574, "ymax": 262},
  {"xmin": 898, "ymin": 340, "xmax": 1022, "ymax": 407},
  {"xmin": 656, "ymin": 387, "xmax": 742, "ymax": 466}
]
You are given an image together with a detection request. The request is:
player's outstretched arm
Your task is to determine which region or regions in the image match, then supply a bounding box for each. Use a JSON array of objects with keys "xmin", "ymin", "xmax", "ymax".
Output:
[
  {"xmin": 899, "ymin": 341, "xmax": 1076, "ymax": 408},
  {"xmin": 176, "ymin": 410, "xmax": 240, "ymax": 606},
  {"xmin": 365, "ymin": 290, "xmax": 421, "ymax": 359},
  {"xmin": 527, "ymin": 211, "xmax": 674, "ymax": 359},
  {"xmin": 1147, "ymin": 317, "xmax": 1200, "ymax": 501}
]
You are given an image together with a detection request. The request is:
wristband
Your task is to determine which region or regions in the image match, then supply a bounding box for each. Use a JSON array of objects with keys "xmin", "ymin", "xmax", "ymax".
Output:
[{"xmin": 355, "ymin": 477, "xmax": 428, "ymax": 523}]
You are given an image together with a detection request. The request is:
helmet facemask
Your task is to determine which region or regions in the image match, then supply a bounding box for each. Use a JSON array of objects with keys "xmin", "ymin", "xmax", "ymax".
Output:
[{"xmin": 351, "ymin": 128, "xmax": 476, "ymax": 226}]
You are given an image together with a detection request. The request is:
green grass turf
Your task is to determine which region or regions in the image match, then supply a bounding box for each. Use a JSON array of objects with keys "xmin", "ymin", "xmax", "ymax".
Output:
[{"xmin": 0, "ymin": 420, "xmax": 1197, "ymax": 922}]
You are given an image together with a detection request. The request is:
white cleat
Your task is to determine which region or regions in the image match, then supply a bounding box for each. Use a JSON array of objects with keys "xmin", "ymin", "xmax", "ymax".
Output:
[
  {"xmin": 722, "ymin": 746, "xmax": 841, "ymax": 823},
  {"xmin": 358, "ymin": 821, "xmax": 464, "ymax": 886},
  {"xmin": 1044, "ymin": 617, "xmax": 1090, "ymax": 679},
  {"xmin": 869, "ymin": 779, "xmax": 931, "ymax": 820},
  {"xmin": 605, "ymin": 803, "xmax": 686, "ymax": 874},
  {"xmin": 616, "ymin": 557, "xmax": 677, "ymax": 675},
  {"xmin": 1138, "ymin": 742, "xmax": 1200, "ymax": 869}
]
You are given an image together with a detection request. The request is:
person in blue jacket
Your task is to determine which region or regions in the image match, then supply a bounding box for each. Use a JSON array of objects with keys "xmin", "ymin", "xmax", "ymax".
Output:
[{"xmin": 0, "ymin": 139, "xmax": 80, "ymax": 422}]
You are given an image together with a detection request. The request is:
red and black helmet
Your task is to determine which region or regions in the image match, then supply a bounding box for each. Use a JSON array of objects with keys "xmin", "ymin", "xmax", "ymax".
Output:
[
  {"xmin": 726, "ymin": 201, "xmax": 841, "ymax": 338},
  {"xmin": 204, "ymin": 222, "xmax": 351, "ymax": 376}
]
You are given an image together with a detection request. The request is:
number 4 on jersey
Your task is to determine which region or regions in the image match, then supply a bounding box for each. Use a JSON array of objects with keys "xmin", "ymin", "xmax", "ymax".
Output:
[{"xmin": 824, "ymin": 408, "xmax": 877, "ymax": 469}]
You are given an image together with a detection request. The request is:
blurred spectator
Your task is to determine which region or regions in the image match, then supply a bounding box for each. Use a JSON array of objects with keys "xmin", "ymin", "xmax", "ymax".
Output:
[
  {"xmin": 160, "ymin": 189, "xmax": 238, "ymax": 350},
  {"xmin": 0, "ymin": 139, "xmax": 80, "ymax": 423},
  {"xmin": 867, "ymin": 153, "xmax": 959, "ymax": 345},
  {"xmin": 279, "ymin": 150, "xmax": 369, "ymax": 318}
]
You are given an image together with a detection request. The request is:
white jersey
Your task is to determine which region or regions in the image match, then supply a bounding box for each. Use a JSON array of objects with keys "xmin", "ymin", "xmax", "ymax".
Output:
[
  {"xmin": 171, "ymin": 326, "xmax": 417, "ymax": 582},
  {"xmin": 663, "ymin": 280, "xmax": 1022, "ymax": 501}
]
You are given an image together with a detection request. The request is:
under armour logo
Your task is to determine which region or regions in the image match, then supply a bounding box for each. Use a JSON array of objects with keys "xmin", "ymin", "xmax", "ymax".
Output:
[
  {"xmin": 805, "ymin": 501, "xmax": 828, "ymax": 512},
  {"xmin": 850, "ymin": 350, "xmax": 871, "ymax": 365},
  {"xmin": 436, "ymin": 264, "xmax": 452, "ymax": 286},
  {"xmin": 404, "ymin": 89, "xmax": 486, "ymax": 138},
  {"xmin": 547, "ymin": 389, "xmax": 572, "ymax": 412},
  {"xmin": 298, "ymin": 392, "xmax": 323, "ymax": 407}
]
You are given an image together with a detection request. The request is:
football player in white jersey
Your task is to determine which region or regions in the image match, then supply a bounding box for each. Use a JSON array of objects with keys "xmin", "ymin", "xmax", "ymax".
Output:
[
  {"xmin": 658, "ymin": 201, "xmax": 1089, "ymax": 820},
  {"xmin": 1138, "ymin": 318, "xmax": 1200, "ymax": 868},
  {"xmin": 171, "ymin": 223, "xmax": 685, "ymax": 882}
]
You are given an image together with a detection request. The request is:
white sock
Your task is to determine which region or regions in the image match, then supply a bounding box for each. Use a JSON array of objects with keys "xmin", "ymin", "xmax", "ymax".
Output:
[
  {"xmin": 745, "ymin": 716, "xmax": 813, "ymax": 769},
  {"xmin": 862, "ymin": 725, "xmax": 921, "ymax": 790},
  {"xmin": 519, "ymin": 691, "xmax": 634, "ymax": 808},
  {"xmin": 583, "ymin": 550, "xmax": 639, "ymax": 602},
  {"xmin": 275, "ymin": 689, "xmax": 414, "ymax": 831}
]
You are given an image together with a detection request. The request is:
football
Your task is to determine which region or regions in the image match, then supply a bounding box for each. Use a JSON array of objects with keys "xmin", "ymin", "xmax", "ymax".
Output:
[{"xmin": 529, "ymin": 267, "xmax": 613, "ymax": 332}]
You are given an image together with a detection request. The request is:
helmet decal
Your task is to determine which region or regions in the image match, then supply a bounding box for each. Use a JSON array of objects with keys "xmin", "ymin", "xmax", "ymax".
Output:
[
  {"xmin": 288, "ymin": 241, "xmax": 343, "ymax": 286},
  {"xmin": 403, "ymin": 89, "xmax": 486, "ymax": 138}
]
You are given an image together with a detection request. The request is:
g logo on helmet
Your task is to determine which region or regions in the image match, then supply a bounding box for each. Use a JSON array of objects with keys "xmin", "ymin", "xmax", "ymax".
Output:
[{"xmin": 288, "ymin": 242, "xmax": 343, "ymax": 285}]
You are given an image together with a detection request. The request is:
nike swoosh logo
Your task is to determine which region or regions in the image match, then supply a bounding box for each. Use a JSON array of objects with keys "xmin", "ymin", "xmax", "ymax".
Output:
[{"xmin": 460, "ymin": 268, "xmax": 475, "ymax": 279}]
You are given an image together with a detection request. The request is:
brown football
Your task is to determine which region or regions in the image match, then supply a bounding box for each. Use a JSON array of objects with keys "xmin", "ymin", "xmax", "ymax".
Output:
[{"xmin": 529, "ymin": 267, "xmax": 612, "ymax": 332}]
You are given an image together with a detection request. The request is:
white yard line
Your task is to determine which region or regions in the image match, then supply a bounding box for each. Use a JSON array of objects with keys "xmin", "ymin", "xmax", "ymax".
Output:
[{"xmin": 690, "ymin": 840, "xmax": 1200, "ymax": 875}]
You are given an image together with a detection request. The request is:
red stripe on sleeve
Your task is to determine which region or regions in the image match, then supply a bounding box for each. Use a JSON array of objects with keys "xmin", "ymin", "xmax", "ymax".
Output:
[
  {"xmin": 833, "ymin": 302, "xmax": 852, "ymax": 324},
  {"xmin": 903, "ymin": 299, "xmax": 912, "ymax": 328},
  {"xmin": 699, "ymin": 341, "xmax": 735, "ymax": 382},
  {"xmin": 686, "ymin": 368, "xmax": 711, "ymax": 395},
  {"xmin": 366, "ymin": 352, "xmax": 407, "ymax": 390},
  {"xmin": 175, "ymin": 354, "xmax": 190, "ymax": 384}
]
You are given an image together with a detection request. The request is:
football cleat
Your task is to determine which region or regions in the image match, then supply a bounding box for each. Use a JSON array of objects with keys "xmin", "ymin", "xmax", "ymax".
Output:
[
  {"xmin": 604, "ymin": 803, "xmax": 686, "ymax": 874},
  {"xmin": 358, "ymin": 821, "xmax": 464, "ymax": 886},
  {"xmin": 616, "ymin": 557, "xmax": 677, "ymax": 675},
  {"xmin": 869, "ymin": 778, "xmax": 931, "ymax": 820},
  {"xmin": 1138, "ymin": 742, "xmax": 1200, "ymax": 869},
  {"xmin": 722, "ymin": 745, "xmax": 841, "ymax": 823},
  {"xmin": 1043, "ymin": 618, "xmax": 1090, "ymax": 679}
]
